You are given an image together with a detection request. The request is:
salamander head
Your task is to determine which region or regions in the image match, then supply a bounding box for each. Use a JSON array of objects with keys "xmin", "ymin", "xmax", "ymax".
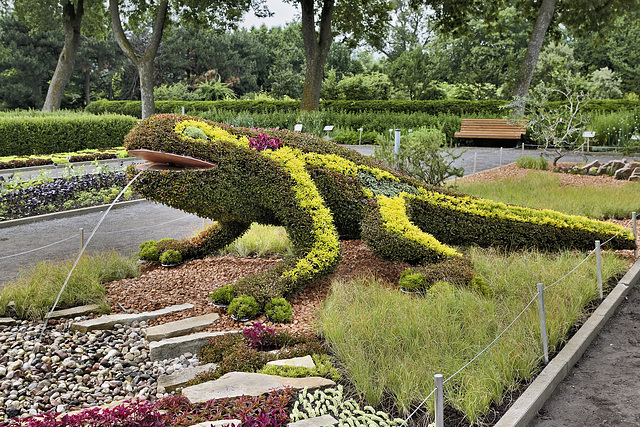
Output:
[{"xmin": 124, "ymin": 114, "xmax": 252, "ymax": 171}]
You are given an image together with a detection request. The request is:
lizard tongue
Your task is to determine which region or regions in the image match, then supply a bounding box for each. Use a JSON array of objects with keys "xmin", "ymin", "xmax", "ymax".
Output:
[{"xmin": 128, "ymin": 149, "xmax": 217, "ymax": 170}]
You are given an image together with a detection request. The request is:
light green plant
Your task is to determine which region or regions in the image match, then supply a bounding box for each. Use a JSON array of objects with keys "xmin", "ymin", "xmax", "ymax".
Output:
[
  {"xmin": 516, "ymin": 156, "xmax": 548, "ymax": 170},
  {"xmin": 258, "ymin": 354, "xmax": 340, "ymax": 380},
  {"xmin": 290, "ymin": 385, "xmax": 404, "ymax": 426}
]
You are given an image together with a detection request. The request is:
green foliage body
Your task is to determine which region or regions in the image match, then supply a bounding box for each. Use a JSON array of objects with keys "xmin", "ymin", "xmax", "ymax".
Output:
[
  {"xmin": 228, "ymin": 295, "xmax": 260, "ymax": 320},
  {"xmin": 265, "ymin": 297, "xmax": 293, "ymax": 323},
  {"xmin": 516, "ymin": 156, "xmax": 549, "ymax": 170},
  {"xmin": 125, "ymin": 114, "xmax": 634, "ymax": 308}
]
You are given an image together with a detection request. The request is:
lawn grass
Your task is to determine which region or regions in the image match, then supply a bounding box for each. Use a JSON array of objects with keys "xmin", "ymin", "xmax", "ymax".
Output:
[
  {"xmin": 0, "ymin": 251, "xmax": 139, "ymax": 320},
  {"xmin": 452, "ymin": 170, "xmax": 640, "ymax": 219},
  {"xmin": 219, "ymin": 223, "xmax": 294, "ymax": 258},
  {"xmin": 318, "ymin": 247, "xmax": 627, "ymax": 423}
]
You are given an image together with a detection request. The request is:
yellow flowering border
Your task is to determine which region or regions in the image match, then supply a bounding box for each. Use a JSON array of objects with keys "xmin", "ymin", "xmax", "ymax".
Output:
[
  {"xmin": 378, "ymin": 194, "xmax": 462, "ymax": 259},
  {"xmin": 263, "ymin": 146, "xmax": 341, "ymax": 285},
  {"xmin": 411, "ymin": 188, "xmax": 633, "ymax": 239},
  {"xmin": 174, "ymin": 119, "xmax": 250, "ymax": 147}
]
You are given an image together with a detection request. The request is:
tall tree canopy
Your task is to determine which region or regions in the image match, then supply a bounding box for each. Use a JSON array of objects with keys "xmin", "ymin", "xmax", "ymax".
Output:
[
  {"xmin": 109, "ymin": 0, "xmax": 268, "ymax": 118},
  {"xmin": 11, "ymin": 0, "xmax": 106, "ymax": 111}
]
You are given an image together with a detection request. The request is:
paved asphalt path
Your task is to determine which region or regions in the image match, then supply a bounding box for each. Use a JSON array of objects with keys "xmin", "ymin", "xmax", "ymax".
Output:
[{"xmin": 1, "ymin": 146, "xmax": 635, "ymax": 288}]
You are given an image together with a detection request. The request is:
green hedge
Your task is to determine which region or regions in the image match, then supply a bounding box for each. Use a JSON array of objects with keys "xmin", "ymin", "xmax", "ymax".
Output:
[{"xmin": 0, "ymin": 113, "xmax": 138, "ymax": 156}]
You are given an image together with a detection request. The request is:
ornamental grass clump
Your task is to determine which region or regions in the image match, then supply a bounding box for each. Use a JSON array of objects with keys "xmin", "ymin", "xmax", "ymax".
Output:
[{"xmin": 319, "ymin": 248, "xmax": 627, "ymax": 422}]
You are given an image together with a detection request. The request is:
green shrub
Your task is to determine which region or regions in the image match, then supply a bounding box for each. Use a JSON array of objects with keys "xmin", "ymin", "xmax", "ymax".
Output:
[
  {"xmin": 409, "ymin": 257, "xmax": 476, "ymax": 288},
  {"xmin": 258, "ymin": 354, "xmax": 340, "ymax": 381},
  {"xmin": 210, "ymin": 285, "xmax": 236, "ymax": 306},
  {"xmin": 516, "ymin": 156, "xmax": 549, "ymax": 170},
  {"xmin": 159, "ymin": 249, "xmax": 182, "ymax": 265},
  {"xmin": 265, "ymin": 298, "xmax": 293, "ymax": 323},
  {"xmin": 0, "ymin": 112, "xmax": 138, "ymax": 156},
  {"xmin": 469, "ymin": 276, "xmax": 493, "ymax": 297},
  {"xmin": 398, "ymin": 269, "xmax": 428, "ymax": 292},
  {"xmin": 138, "ymin": 241, "xmax": 159, "ymax": 261},
  {"xmin": 228, "ymin": 295, "xmax": 261, "ymax": 320}
]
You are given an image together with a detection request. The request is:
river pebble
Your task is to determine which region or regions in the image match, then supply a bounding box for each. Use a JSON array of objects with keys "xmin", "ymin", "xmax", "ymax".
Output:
[{"xmin": 0, "ymin": 318, "xmax": 200, "ymax": 421}]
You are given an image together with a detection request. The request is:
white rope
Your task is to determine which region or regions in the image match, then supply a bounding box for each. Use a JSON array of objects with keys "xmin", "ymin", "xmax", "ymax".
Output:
[
  {"xmin": 95, "ymin": 215, "xmax": 192, "ymax": 234},
  {"xmin": 601, "ymin": 218, "xmax": 633, "ymax": 247},
  {"xmin": 399, "ymin": 388, "xmax": 437, "ymax": 427},
  {"xmin": 544, "ymin": 249, "xmax": 595, "ymax": 291},
  {"xmin": 39, "ymin": 169, "xmax": 146, "ymax": 339},
  {"xmin": 0, "ymin": 236, "xmax": 76, "ymax": 260},
  {"xmin": 443, "ymin": 292, "xmax": 539, "ymax": 385}
]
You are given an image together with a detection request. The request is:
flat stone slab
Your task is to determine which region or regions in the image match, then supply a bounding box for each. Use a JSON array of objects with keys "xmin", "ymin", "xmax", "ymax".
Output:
[
  {"xmin": 267, "ymin": 355, "xmax": 316, "ymax": 369},
  {"xmin": 0, "ymin": 317, "xmax": 17, "ymax": 326},
  {"xmin": 191, "ymin": 420, "xmax": 241, "ymax": 427},
  {"xmin": 182, "ymin": 372, "xmax": 336, "ymax": 404},
  {"xmin": 70, "ymin": 303, "xmax": 194, "ymax": 333},
  {"xmin": 289, "ymin": 415, "xmax": 339, "ymax": 427},
  {"xmin": 50, "ymin": 304, "xmax": 102, "ymax": 319},
  {"xmin": 146, "ymin": 313, "xmax": 220, "ymax": 342},
  {"xmin": 150, "ymin": 330, "xmax": 239, "ymax": 361},
  {"xmin": 158, "ymin": 363, "xmax": 217, "ymax": 392}
]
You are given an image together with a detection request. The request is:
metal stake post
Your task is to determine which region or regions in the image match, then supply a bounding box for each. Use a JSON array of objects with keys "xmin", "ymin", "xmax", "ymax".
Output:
[
  {"xmin": 500, "ymin": 147, "xmax": 503, "ymax": 167},
  {"xmin": 394, "ymin": 129, "xmax": 401, "ymax": 155},
  {"xmin": 537, "ymin": 283, "xmax": 549, "ymax": 364},
  {"xmin": 80, "ymin": 228, "xmax": 84, "ymax": 252},
  {"xmin": 358, "ymin": 128, "xmax": 363, "ymax": 145},
  {"xmin": 633, "ymin": 212, "xmax": 637, "ymax": 258},
  {"xmin": 473, "ymin": 152, "xmax": 477, "ymax": 175},
  {"xmin": 522, "ymin": 142, "xmax": 525, "ymax": 157},
  {"xmin": 435, "ymin": 374, "xmax": 444, "ymax": 427},
  {"xmin": 596, "ymin": 240, "xmax": 603, "ymax": 299}
]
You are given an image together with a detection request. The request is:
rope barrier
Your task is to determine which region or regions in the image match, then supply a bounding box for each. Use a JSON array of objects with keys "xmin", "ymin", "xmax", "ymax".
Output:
[
  {"xmin": 400, "ymin": 388, "xmax": 437, "ymax": 427},
  {"xmin": 0, "ymin": 236, "xmax": 76, "ymax": 260}
]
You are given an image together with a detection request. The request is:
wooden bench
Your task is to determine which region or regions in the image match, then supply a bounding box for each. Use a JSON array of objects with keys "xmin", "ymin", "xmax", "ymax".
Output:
[{"xmin": 454, "ymin": 119, "xmax": 527, "ymax": 140}]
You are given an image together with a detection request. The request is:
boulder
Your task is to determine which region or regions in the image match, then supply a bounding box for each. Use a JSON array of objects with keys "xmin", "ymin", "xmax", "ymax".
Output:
[
  {"xmin": 614, "ymin": 163, "xmax": 640, "ymax": 180},
  {"xmin": 158, "ymin": 363, "xmax": 217, "ymax": 392},
  {"xmin": 629, "ymin": 167, "xmax": 640, "ymax": 182},
  {"xmin": 182, "ymin": 372, "xmax": 335, "ymax": 404},
  {"xmin": 596, "ymin": 160, "xmax": 626, "ymax": 176},
  {"xmin": 579, "ymin": 160, "xmax": 600, "ymax": 173},
  {"xmin": 266, "ymin": 355, "xmax": 316, "ymax": 369}
]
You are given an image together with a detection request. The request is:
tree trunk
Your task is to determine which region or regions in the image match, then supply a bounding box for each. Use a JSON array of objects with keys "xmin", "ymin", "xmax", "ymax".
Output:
[
  {"xmin": 300, "ymin": 0, "xmax": 334, "ymax": 112},
  {"xmin": 513, "ymin": 0, "xmax": 558, "ymax": 105},
  {"xmin": 84, "ymin": 68, "xmax": 91, "ymax": 107},
  {"xmin": 139, "ymin": 59, "xmax": 156, "ymax": 119},
  {"xmin": 109, "ymin": 0, "xmax": 168, "ymax": 119},
  {"xmin": 42, "ymin": 0, "xmax": 84, "ymax": 112}
]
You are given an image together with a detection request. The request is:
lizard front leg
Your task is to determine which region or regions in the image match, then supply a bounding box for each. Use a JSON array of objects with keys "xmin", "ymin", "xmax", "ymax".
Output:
[{"xmin": 146, "ymin": 220, "xmax": 252, "ymax": 262}]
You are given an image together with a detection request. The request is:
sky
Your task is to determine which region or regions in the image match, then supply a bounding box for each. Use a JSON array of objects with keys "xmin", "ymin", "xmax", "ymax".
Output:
[{"xmin": 240, "ymin": 0, "xmax": 299, "ymax": 29}]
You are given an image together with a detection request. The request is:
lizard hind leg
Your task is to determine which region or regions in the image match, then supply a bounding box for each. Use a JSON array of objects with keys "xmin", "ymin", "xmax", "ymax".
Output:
[{"xmin": 361, "ymin": 194, "xmax": 462, "ymax": 265}]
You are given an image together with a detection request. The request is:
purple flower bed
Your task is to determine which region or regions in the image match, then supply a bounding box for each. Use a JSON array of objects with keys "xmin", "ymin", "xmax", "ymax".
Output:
[{"xmin": 0, "ymin": 172, "xmax": 132, "ymax": 220}]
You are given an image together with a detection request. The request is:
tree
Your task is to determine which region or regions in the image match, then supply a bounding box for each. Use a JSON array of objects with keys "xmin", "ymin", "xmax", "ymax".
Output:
[
  {"xmin": 0, "ymin": 14, "xmax": 61, "ymax": 109},
  {"xmin": 108, "ymin": 0, "xmax": 266, "ymax": 118},
  {"xmin": 11, "ymin": 0, "xmax": 106, "ymax": 111},
  {"xmin": 297, "ymin": 0, "xmax": 393, "ymax": 111},
  {"xmin": 514, "ymin": 74, "xmax": 591, "ymax": 165}
]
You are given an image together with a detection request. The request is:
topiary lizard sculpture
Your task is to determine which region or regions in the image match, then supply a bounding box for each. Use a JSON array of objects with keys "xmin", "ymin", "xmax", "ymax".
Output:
[{"xmin": 125, "ymin": 114, "xmax": 635, "ymax": 307}]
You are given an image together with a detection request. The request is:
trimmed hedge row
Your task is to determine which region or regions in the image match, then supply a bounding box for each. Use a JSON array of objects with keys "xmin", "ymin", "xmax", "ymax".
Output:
[
  {"xmin": 86, "ymin": 99, "xmax": 640, "ymax": 119},
  {"xmin": 0, "ymin": 114, "xmax": 138, "ymax": 156}
]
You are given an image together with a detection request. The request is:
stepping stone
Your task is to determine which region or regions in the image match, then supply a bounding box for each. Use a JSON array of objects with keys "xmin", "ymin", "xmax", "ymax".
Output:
[
  {"xmin": 289, "ymin": 415, "xmax": 339, "ymax": 427},
  {"xmin": 191, "ymin": 420, "xmax": 241, "ymax": 427},
  {"xmin": 70, "ymin": 303, "xmax": 194, "ymax": 333},
  {"xmin": 158, "ymin": 363, "xmax": 217, "ymax": 392},
  {"xmin": 0, "ymin": 317, "xmax": 17, "ymax": 326},
  {"xmin": 149, "ymin": 330, "xmax": 239, "ymax": 361},
  {"xmin": 267, "ymin": 355, "xmax": 316, "ymax": 369},
  {"xmin": 182, "ymin": 372, "xmax": 336, "ymax": 404},
  {"xmin": 50, "ymin": 304, "xmax": 102, "ymax": 319},
  {"xmin": 146, "ymin": 313, "xmax": 220, "ymax": 342}
]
